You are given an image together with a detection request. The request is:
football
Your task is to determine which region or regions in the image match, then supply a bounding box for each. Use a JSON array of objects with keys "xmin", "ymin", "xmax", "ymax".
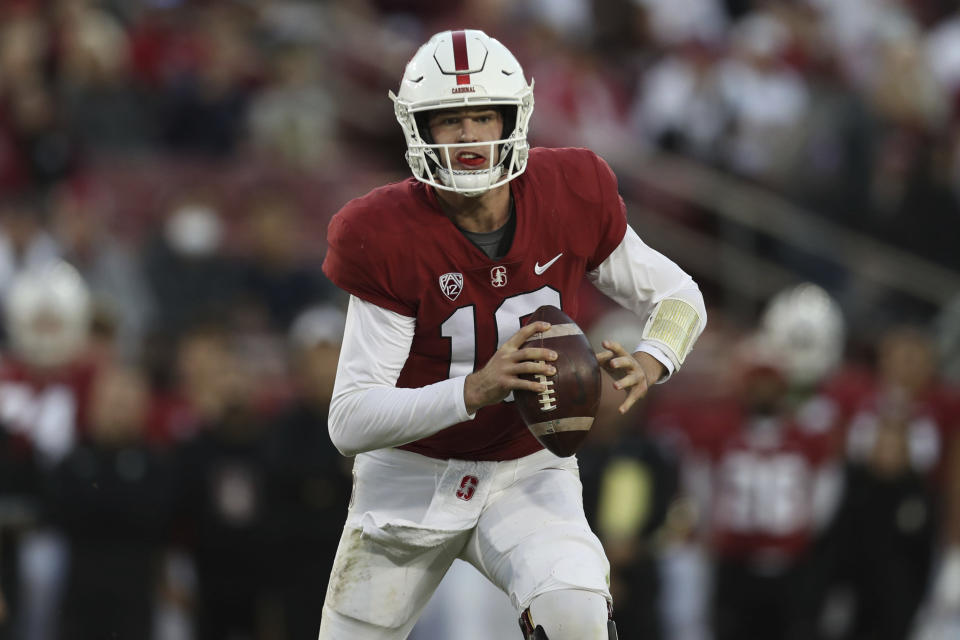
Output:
[{"xmin": 514, "ymin": 305, "xmax": 602, "ymax": 457}]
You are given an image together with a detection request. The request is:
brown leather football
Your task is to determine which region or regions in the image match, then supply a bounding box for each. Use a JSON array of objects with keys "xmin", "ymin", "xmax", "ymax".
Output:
[{"xmin": 514, "ymin": 305, "xmax": 601, "ymax": 457}]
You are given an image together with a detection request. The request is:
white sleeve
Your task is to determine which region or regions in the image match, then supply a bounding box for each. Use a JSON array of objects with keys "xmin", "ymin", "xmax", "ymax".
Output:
[
  {"xmin": 587, "ymin": 224, "xmax": 706, "ymax": 380},
  {"xmin": 327, "ymin": 295, "xmax": 475, "ymax": 457}
]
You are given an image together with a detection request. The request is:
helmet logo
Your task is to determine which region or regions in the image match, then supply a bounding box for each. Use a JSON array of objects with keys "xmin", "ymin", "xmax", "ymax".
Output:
[
  {"xmin": 439, "ymin": 272, "xmax": 464, "ymax": 301},
  {"xmin": 490, "ymin": 266, "xmax": 507, "ymax": 288}
]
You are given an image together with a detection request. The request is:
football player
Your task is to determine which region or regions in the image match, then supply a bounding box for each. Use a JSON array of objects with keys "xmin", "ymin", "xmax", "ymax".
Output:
[
  {"xmin": 687, "ymin": 361, "xmax": 841, "ymax": 640},
  {"xmin": 320, "ymin": 30, "xmax": 706, "ymax": 640},
  {"xmin": 644, "ymin": 285, "xmax": 847, "ymax": 640},
  {"xmin": 0, "ymin": 261, "xmax": 97, "ymax": 640},
  {"xmin": 840, "ymin": 326, "xmax": 960, "ymax": 639}
]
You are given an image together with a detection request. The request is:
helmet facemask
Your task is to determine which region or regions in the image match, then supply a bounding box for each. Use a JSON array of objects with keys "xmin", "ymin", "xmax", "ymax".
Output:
[{"xmin": 405, "ymin": 103, "xmax": 531, "ymax": 197}]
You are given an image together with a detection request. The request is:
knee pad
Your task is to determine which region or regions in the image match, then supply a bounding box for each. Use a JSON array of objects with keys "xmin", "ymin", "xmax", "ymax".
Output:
[{"xmin": 518, "ymin": 590, "xmax": 617, "ymax": 640}]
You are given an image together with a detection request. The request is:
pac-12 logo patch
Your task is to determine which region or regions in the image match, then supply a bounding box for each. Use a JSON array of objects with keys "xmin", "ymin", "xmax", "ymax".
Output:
[
  {"xmin": 456, "ymin": 475, "xmax": 479, "ymax": 501},
  {"xmin": 490, "ymin": 265, "xmax": 507, "ymax": 288},
  {"xmin": 439, "ymin": 272, "xmax": 463, "ymax": 301}
]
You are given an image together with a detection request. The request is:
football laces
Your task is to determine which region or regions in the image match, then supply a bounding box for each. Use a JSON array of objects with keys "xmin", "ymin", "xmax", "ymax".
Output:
[{"xmin": 534, "ymin": 361, "xmax": 557, "ymax": 411}]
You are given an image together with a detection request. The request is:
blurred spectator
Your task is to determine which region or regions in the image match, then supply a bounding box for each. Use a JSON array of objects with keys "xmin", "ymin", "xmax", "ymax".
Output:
[
  {"xmin": 866, "ymin": 16, "xmax": 944, "ymax": 131},
  {"xmin": 0, "ymin": 12, "xmax": 50, "ymax": 193},
  {"xmin": 925, "ymin": 8, "xmax": 960, "ymax": 105},
  {"xmin": 935, "ymin": 294, "xmax": 960, "ymax": 384},
  {"xmin": 853, "ymin": 11, "xmax": 960, "ymax": 273},
  {"xmin": 260, "ymin": 305, "xmax": 352, "ymax": 639},
  {"xmin": 821, "ymin": 394, "xmax": 937, "ymax": 640},
  {"xmin": 633, "ymin": 0, "xmax": 729, "ymax": 48},
  {"xmin": 165, "ymin": 322, "xmax": 235, "ymax": 434},
  {"xmin": 838, "ymin": 326, "xmax": 960, "ymax": 637},
  {"xmin": 521, "ymin": 0, "xmax": 594, "ymax": 44},
  {"xmin": 50, "ymin": 182, "xmax": 155, "ymax": 362},
  {"xmin": 246, "ymin": 42, "xmax": 338, "ymax": 168},
  {"xmin": 808, "ymin": 0, "xmax": 907, "ymax": 89},
  {"xmin": 158, "ymin": 5, "xmax": 260, "ymax": 155},
  {"xmin": 235, "ymin": 190, "xmax": 335, "ymax": 332},
  {"xmin": 171, "ymin": 322, "xmax": 275, "ymax": 640},
  {"xmin": 47, "ymin": 364, "xmax": 175, "ymax": 640},
  {"xmin": 526, "ymin": 33, "xmax": 632, "ymax": 159},
  {"xmin": 630, "ymin": 41, "xmax": 726, "ymax": 160},
  {"xmin": 0, "ymin": 7, "xmax": 66, "ymax": 186},
  {"xmin": 2, "ymin": 78, "xmax": 80, "ymax": 191},
  {"xmin": 715, "ymin": 11, "xmax": 810, "ymax": 186},
  {"xmin": 0, "ymin": 11, "xmax": 48, "ymax": 97},
  {"xmin": 844, "ymin": 326, "xmax": 959, "ymax": 496},
  {"xmin": 784, "ymin": 52, "xmax": 875, "ymax": 224},
  {"xmin": 141, "ymin": 189, "xmax": 242, "ymax": 340},
  {"xmin": 56, "ymin": 1, "xmax": 155, "ymax": 152},
  {"xmin": 0, "ymin": 193, "xmax": 60, "ymax": 306}
]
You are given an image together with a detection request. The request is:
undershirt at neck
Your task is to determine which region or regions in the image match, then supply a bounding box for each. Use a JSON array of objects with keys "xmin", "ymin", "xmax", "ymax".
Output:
[{"xmin": 458, "ymin": 199, "xmax": 516, "ymax": 260}]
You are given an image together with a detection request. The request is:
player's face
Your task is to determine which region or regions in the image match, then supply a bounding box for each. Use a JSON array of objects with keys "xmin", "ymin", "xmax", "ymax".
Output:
[{"xmin": 427, "ymin": 108, "xmax": 504, "ymax": 170}]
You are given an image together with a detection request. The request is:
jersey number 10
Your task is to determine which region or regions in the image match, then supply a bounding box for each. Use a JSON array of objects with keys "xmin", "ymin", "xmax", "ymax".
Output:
[{"xmin": 440, "ymin": 286, "xmax": 561, "ymax": 386}]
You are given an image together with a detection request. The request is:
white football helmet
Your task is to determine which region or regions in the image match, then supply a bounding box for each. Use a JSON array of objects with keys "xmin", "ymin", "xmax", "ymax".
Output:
[
  {"xmin": 759, "ymin": 282, "xmax": 846, "ymax": 387},
  {"xmin": 389, "ymin": 29, "xmax": 534, "ymax": 196},
  {"xmin": 5, "ymin": 261, "xmax": 92, "ymax": 368}
]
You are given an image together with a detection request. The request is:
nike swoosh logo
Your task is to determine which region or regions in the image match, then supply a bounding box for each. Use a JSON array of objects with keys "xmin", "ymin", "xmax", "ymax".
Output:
[{"xmin": 534, "ymin": 253, "xmax": 563, "ymax": 275}]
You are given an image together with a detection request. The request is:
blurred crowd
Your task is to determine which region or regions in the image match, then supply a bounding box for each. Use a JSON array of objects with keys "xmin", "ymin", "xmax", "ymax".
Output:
[{"xmin": 0, "ymin": 0, "xmax": 959, "ymax": 639}]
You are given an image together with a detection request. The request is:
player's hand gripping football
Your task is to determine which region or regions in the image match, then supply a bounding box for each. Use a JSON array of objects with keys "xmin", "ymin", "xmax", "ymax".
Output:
[
  {"xmin": 596, "ymin": 341, "xmax": 665, "ymax": 414},
  {"xmin": 464, "ymin": 321, "xmax": 558, "ymax": 415}
]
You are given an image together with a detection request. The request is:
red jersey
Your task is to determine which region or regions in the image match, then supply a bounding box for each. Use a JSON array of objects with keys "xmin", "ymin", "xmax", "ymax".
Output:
[
  {"xmin": 845, "ymin": 383, "xmax": 960, "ymax": 486},
  {"xmin": 0, "ymin": 356, "xmax": 97, "ymax": 464},
  {"xmin": 665, "ymin": 399, "xmax": 836, "ymax": 562},
  {"xmin": 323, "ymin": 147, "xmax": 627, "ymax": 460},
  {"xmin": 706, "ymin": 418, "xmax": 834, "ymax": 561}
]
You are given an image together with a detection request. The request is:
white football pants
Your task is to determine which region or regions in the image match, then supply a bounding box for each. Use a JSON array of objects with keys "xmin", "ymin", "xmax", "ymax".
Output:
[{"xmin": 318, "ymin": 447, "xmax": 610, "ymax": 639}]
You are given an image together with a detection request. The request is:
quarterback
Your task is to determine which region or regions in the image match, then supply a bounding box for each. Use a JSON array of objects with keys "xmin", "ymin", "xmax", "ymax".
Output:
[{"xmin": 320, "ymin": 30, "xmax": 706, "ymax": 639}]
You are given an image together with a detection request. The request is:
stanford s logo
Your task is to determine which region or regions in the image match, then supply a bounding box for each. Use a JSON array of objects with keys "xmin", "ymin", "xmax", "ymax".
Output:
[
  {"xmin": 490, "ymin": 266, "xmax": 507, "ymax": 288},
  {"xmin": 456, "ymin": 475, "xmax": 479, "ymax": 501},
  {"xmin": 439, "ymin": 272, "xmax": 464, "ymax": 301}
]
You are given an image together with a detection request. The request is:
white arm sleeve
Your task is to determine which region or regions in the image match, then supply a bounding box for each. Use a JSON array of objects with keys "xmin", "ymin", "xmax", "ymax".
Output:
[
  {"xmin": 588, "ymin": 225, "xmax": 706, "ymax": 380},
  {"xmin": 327, "ymin": 295, "xmax": 474, "ymax": 457}
]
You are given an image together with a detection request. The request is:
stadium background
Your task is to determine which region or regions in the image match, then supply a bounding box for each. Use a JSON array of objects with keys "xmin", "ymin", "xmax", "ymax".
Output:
[{"xmin": 0, "ymin": 0, "xmax": 959, "ymax": 639}]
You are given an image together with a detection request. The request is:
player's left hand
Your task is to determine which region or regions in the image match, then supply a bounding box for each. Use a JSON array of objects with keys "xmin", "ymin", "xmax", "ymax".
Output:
[{"xmin": 596, "ymin": 341, "xmax": 665, "ymax": 414}]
